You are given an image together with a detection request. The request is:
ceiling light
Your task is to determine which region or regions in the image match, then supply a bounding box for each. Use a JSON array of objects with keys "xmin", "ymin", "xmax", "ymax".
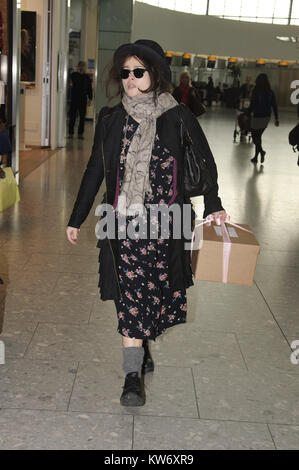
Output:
[{"xmin": 276, "ymin": 36, "xmax": 291, "ymax": 42}]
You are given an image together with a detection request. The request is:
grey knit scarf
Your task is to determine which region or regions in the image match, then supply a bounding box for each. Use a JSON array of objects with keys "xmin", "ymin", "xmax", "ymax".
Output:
[{"xmin": 117, "ymin": 91, "xmax": 178, "ymax": 216}]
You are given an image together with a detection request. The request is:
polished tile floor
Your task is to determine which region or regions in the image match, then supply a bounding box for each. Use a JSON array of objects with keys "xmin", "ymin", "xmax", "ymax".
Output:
[{"xmin": 0, "ymin": 108, "xmax": 299, "ymax": 450}]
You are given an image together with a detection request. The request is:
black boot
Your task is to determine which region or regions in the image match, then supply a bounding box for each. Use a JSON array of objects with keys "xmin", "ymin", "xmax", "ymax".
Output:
[
  {"xmin": 120, "ymin": 372, "xmax": 145, "ymax": 406},
  {"xmin": 142, "ymin": 340, "xmax": 155, "ymax": 374},
  {"xmin": 260, "ymin": 150, "xmax": 266, "ymax": 163}
]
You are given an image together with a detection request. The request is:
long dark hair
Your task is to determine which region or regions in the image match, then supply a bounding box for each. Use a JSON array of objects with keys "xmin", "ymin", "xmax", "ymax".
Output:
[
  {"xmin": 104, "ymin": 52, "xmax": 170, "ymax": 102},
  {"xmin": 255, "ymin": 73, "xmax": 271, "ymax": 93}
]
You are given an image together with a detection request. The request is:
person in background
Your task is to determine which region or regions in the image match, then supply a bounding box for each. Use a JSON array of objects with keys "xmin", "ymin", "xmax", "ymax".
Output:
[
  {"xmin": 68, "ymin": 61, "xmax": 93, "ymax": 139},
  {"xmin": 221, "ymin": 83, "xmax": 228, "ymax": 107},
  {"xmin": 173, "ymin": 71, "xmax": 205, "ymax": 117},
  {"xmin": 245, "ymin": 73, "xmax": 279, "ymax": 164},
  {"xmin": 214, "ymin": 82, "xmax": 222, "ymax": 104},
  {"xmin": 240, "ymin": 76, "xmax": 253, "ymax": 100},
  {"xmin": 206, "ymin": 76, "xmax": 214, "ymax": 107}
]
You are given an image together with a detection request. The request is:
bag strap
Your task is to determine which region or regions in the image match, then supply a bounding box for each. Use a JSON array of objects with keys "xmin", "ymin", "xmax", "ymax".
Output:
[
  {"xmin": 177, "ymin": 105, "xmax": 184, "ymax": 147},
  {"xmin": 177, "ymin": 105, "xmax": 193, "ymax": 147}
]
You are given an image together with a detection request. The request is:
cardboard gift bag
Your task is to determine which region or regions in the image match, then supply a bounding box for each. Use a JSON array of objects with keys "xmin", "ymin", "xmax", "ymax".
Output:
[
  {"xmin": 191, "ymin": 219, "xmax": 260, "ymax": 285},
  {"xmin": 0, "ymin": 167, "xmax": 20, "ymax": 212}
]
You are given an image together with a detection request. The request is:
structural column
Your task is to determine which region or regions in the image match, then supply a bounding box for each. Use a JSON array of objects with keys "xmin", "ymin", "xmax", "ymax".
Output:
[{"xmin": 96, "ymin": 0, "xmax": 133, "ymax": 112}]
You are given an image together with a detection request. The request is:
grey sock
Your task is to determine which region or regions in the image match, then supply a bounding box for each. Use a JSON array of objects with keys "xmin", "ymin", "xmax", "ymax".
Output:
[{"xmin": 122, "ymin": 347, "xmax": 144, "ymax": 377}]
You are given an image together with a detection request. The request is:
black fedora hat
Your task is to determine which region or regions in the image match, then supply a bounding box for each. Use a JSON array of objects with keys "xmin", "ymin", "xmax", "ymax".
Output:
[{"xmin": 114, "ymin": 39, "xmax": 171, "ymax": 83}]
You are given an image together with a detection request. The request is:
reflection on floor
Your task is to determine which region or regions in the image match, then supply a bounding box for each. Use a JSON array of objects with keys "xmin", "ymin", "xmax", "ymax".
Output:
[
  {"xmin": 0, "ymin": 109, "xmax": 299, "ymax": 450},
  {"xmin": 19, "ymin": 147, "xmax": 57, "ymax": 180}
]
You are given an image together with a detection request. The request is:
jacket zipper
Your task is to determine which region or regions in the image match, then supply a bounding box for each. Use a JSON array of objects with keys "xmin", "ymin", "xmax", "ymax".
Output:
[{"xmin": 101, "ymin": 141, "xmax": 123, "ymax": 301}]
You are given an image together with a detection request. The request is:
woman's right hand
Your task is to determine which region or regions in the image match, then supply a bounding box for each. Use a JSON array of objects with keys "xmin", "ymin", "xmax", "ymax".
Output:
[{"xmin": 66, "ymin": 226, "xmax": 80, "ymax": 245}]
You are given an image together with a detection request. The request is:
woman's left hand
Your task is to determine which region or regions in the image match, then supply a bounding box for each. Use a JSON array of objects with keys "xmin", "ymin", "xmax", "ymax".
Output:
[{"xmin": 208, "ymin": 210, "xmax": 228, "ymax": 226}]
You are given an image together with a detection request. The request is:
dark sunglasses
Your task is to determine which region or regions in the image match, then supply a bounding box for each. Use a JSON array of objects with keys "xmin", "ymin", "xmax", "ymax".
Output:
[{"xmin": 120, "ymin": 68, "xmax": 148, "ymax": 79}]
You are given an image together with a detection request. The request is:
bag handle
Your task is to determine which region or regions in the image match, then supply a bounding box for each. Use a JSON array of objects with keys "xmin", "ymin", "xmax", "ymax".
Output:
[
  {"xmin": 177, "ymin": 105, "xmax": 193, "ymax": 148},
  {"xmin": 177, "ymin": 105, "xmax": 209, "ymax": 166}
]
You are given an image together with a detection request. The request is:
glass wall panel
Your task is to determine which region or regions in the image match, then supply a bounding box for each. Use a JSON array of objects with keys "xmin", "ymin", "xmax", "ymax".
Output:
[
  {"xmin": 137, "ymin": 0, "xmax": 292, "ymax": 23},
  {"xmin": 191, "ymin": 0, "xmax": 207, "ymax": 14},
  {"xmin": 240, "ymin": 0, "xmax": 258, "ymax": 17},
  {"xmin": 240, "ymin": 17, "xmax": 258, "ymax": 22},
  {"xmin": 143, "ymin": 0, "xmax": 159, "ymax": 6},
  {"xmin": 175, "ymin": 0, "xmax": 191, "ymax": 12},
  {"xmin": 223, "ymin": 0, "xmax": 241, "ymax": 16},
  {"xmin": 273, "ymin": 1, "xmax": 290, "ymax": 18},
  {"xmin": 273, "ymin": 18, "xmax": 289, "ymax": 24},
  {"xmin": 255, "ymin": 17, "xmax": 273, "ymax": 23},
  {"xmin": 208, "ymin": 0, "xmax": 225, "ymax": 16},
  {"xmin": 159, "ymin": 0, "xmax": 175, "ymax": 9},
  {"xmin": 256, "ymin": 0, "xmax": 275, "ymax": 18},
  {"xmin": 291, "ymin": 0, "xmax": 299, "ymax": 23}
]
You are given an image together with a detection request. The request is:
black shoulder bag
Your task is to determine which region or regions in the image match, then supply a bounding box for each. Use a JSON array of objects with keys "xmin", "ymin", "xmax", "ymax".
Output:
[{"xmin": 178, "ymin": 107, "xmax": 214, "ymax": 197}]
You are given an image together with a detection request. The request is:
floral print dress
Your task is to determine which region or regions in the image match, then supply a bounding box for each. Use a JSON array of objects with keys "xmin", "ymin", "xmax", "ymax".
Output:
[{"xmin": 114, "ymin": 116, "xmax": 187, "ymax": 340}]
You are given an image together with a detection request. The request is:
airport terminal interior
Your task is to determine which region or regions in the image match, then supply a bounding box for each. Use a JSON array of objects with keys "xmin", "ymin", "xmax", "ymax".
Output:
[{"xmin": 0, "ymin": 0, "xmax": 299, "ymax": 450}]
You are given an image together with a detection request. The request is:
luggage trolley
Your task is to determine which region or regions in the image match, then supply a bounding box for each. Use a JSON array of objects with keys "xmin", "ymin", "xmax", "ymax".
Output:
[{"xmin": 233, "ymin": 98, "xmax": 252, "ymax": 143}]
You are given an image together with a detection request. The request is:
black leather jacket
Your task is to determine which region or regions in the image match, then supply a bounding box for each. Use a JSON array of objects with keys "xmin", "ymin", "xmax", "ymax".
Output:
[{"xmin": 247, "ymin": 89, "xmax": 278, "ymax": 120}]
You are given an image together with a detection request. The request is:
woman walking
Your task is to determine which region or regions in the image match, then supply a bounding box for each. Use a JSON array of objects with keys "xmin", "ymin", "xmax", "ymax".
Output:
[
  {"xmin": 246, "ymin": 73, "xmax": 279, "ymax": 164},
  {"xmin": 66, "ymin": 40, "xmax": 226, "ymax": 407}
]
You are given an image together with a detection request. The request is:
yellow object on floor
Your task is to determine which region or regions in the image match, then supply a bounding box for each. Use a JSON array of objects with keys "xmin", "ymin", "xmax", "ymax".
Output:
[{"xmin": 0, "ymin": 167, "xmax": 20, "ymax": 212}]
